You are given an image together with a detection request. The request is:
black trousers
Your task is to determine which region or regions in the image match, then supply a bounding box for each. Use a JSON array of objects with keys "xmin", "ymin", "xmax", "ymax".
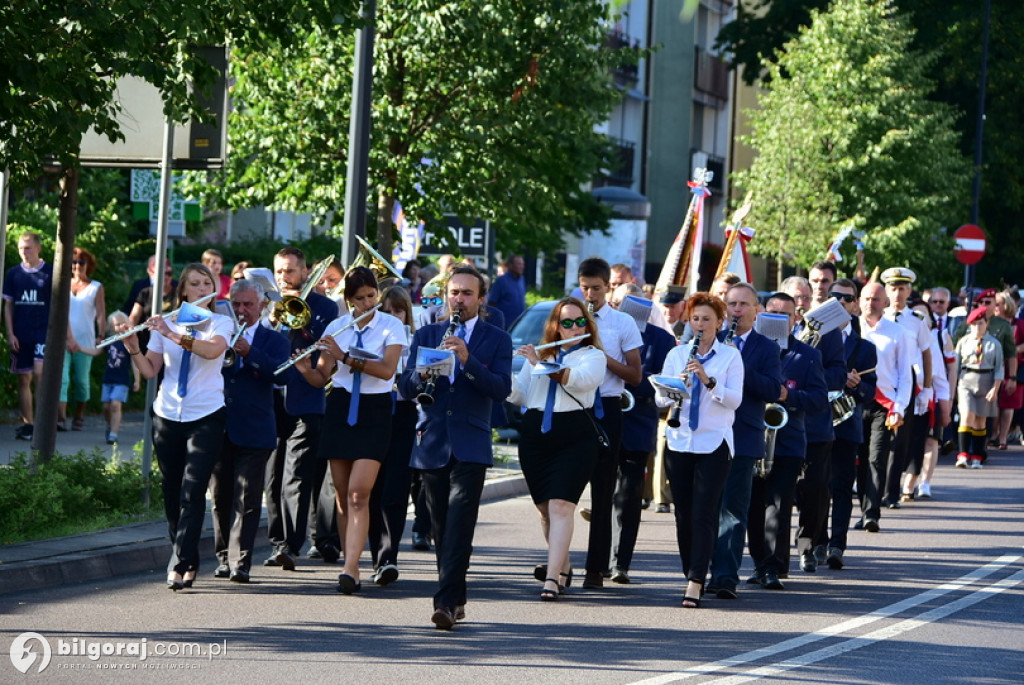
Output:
[
  {"xmin": 369, "ymin": 400, "xmax": 417, "ymax": 567},
  {"xmin": 153, "ymin": 408, "xmax": 226, "ymax": 575},
  {"xmin": 827, "ymin": 438, "xmax": 860, "ymax": 552},
  {"xmin": 421, "ymin": 457, "xmax": 488, "ymax": 610},
  {"xmin": 664, "ymin": 442, "xmax": 732, "ymax": 584},
  {"xmin": 858, "ymin": 401, "xmax": 893, "ymax": 523},
  {"xmin": 266, "ymin": 409, "xmax": 324, "ymax": 556},
  {"xmin": 307, "ymin": 459, "xmax": 339, "ymax": 551},
  {"xmin": 612, "ymin": 448, "xmax": 648, "ymax": 572},
  {"xmin": 584, "ymin": 398, "xmax": 623, "ymax": 575},
  {"xmin": 748, "ymin": 453, "xmax": 802, "ymax": 574},
  {"xmin": 410, "ymin": 472, "xmax": 431, "ymax": 537},
  {"xmin": 884, "ymin": 402, "xmax": 913, "ymax": 505},
  {"xmin": 795, "ymin": 440, "xmax": 833, "ymax": 556},
  {"xmin": 211, "ymin": 438, "xmax": 271, "ymax": 573}
]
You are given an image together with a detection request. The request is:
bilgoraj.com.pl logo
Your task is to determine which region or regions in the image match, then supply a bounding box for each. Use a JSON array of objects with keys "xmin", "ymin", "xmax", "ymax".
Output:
[{"xmin": 9, "ymin": 632, "xmax": 227, "ymax": 673}]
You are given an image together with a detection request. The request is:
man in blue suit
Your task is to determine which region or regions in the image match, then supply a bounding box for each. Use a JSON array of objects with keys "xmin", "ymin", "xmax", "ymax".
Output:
[
  {"xmin": 820, "ymin": 279, "xmax": 877, "ymax": 569},
  {"xmin": 707, "ymin": 283, "xmax": 783, "ymax": 599},
  {"xmin": 398, "ymin": 266, "xmax": 512, "ymax": 630},
  {"xmin": 264, "ymin": 247, "xmax": 341, "ymax": 569},
  {"xmin": 211, "ymin": 278, "xmax": 290, "ymax": 582},
  {"xmin": 748, "ymin": 293, "xmax": 828, "ymax": 590}
]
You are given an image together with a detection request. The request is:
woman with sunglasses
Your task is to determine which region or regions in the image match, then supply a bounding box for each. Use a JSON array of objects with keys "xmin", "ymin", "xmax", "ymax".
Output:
[
  {"xmin": 655, "ymin": 292, "xmax": 743, "ymax": 608},
  {"xmin": 60, "ymin": 247, "xmax": 105, "ymax": 431},
  {"xmin": 508, "ymin": 297, "xmax": 606, "ymax": 601}
]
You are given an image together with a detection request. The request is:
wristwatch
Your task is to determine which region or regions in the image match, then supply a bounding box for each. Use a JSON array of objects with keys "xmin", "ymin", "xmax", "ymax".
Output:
[{"xmin": 704, "ymin": 376, "xmax": 717, "ymax": 390}]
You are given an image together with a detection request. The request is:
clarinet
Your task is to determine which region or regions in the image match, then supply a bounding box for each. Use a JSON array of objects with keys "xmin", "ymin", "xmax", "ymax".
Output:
[
  {"xmin": 725, "ymin": 316, "xmax": 740, "ymax": 345},
  {"xmin": 586, "ymin": 300, "xmax": 595, "ymax": 314},
  {"xmin": 417, "ymin": 309, "xmax": 462, "ymax": 406},
  {"xmin": 667, "ymin": 329, "xmax": 702, "ymax": 428}
]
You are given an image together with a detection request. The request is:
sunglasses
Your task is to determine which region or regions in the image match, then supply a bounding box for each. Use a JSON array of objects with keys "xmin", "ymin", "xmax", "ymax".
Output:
[
  {"xmin": 830, "ymin": 292, "xmax": 855, "ymax": 303},
  {"xmin": 71, "ymin": 259, "xmax": 86, "ymax": 265},
  {"xmin": 928, "ymin": 299, "xmax": 947, "ymax": 305},
  {"xmin": 559, "ymin": 317, "xmax": 588, "ymax": 329},
  {"xmin": 422, "ymin": 296, "xmax": 444, "ymax": 307}
]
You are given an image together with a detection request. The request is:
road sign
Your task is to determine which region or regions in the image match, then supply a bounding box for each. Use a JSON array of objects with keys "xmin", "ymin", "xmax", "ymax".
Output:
[{"xmin": 953, "ymin": 224, "xmax": 986, "ymax": 265}]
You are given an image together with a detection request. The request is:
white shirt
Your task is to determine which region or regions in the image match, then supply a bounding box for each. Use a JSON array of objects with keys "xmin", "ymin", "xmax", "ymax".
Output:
[
  {"xmin": 655, "ymin": 338, "xmax": 744, "ymax": 455},
  {"xmin": 150, "ymin": 312, "xmax": 233, "ymax": 422},
  {"xmin": 592, "ymin": 302, "xmax": 644, "ymax": 397},
  {"xmin": 860, "ymin": 316, "xmax": 913, "ymax": 412},
  {"xmin": 325, "ymin": 310, "xmax": 407, "ymax": 393},
  {"xmin": 508, "ymin": 346, "xmax": 606, "ymax": 411},
  {"xmin": 926, "ymin": 331, "xmax": 951, "ymax": 403},
  {"xmin": 69, "ymin": 279, "xmax": 101, "ymax": 348},
  {"xmin": 885, "ymin": 306, "xmax": 931, "ymax": 386}
]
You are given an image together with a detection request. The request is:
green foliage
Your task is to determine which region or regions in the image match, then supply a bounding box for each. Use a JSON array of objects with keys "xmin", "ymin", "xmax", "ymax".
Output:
[
  {"xmin": 0, "ymin": 450, "xmax": 163, "ymax": 545},
  {"xmin": 734, "ymin": 0, "xmax": 970, "ymax": 285},
  {"xmin": 198, "ymin": 0, "xmax": 638, "ymax": 256}
]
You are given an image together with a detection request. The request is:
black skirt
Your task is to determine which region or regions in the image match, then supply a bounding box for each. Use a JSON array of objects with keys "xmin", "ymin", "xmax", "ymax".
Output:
[
  {"xmin": 519, "ymin": 409, "xmax": 600, "ymax": 505},
  {"xmin": 318, "ymin": 389, "xmax": 393, "ymax": 462}
]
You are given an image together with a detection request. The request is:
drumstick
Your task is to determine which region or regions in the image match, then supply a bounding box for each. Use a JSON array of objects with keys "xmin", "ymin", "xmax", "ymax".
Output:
[{"xmin": 853, "ymin": 367, "xmax": 876, "ymax": 375}]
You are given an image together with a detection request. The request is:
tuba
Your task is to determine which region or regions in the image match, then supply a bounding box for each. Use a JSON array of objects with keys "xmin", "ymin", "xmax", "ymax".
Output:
[
  {"xmin": 272, "ymin": 255, "xmax": 335, "ymax": 330},
  {"xmin": 756, "ymin": 402, "xmax": 789, "ymax": 478},
  {"xmin": 353, "ymin": 235, "xmax": 403, "ymax": 283}
]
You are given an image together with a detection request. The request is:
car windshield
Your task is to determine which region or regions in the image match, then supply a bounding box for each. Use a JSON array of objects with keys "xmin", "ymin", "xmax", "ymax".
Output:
[{"xmin": 509, "ymin": 303, "xmax": 554, "ymax": 346}]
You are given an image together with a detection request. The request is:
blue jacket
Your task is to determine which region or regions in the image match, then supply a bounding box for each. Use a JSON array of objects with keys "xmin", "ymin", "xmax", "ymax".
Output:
[
  {"xmin": 834, "ymin": 327, "xmax": 878, "ymax": 444},
  {"xmin": 223, "ymin": 324, "xmax": 291, "ymax": 450},
  {"xmin": 719, "ymin": 329, "xmax": 783, "ymax": 460},
  {"xmin": 399, "ymin": 317, "xmax": 512, "ymax": 469},
  {"xmin": 622, "ymin": 325, "xmax": 677, "ymax": 453},
  {"xmin": 775, "ymin": 336, "xmax": 829, "ymax": 460},
  {"xmin": 805, "ymin": 328, "xmax": 847, "ymax": 443},
  {"xmin": 280, "ymin": 291, "xmax": 339, "ymax": 416},
  {"xmin": 487, "ymin": 273, "xmax": 526, "ymax": 329}
]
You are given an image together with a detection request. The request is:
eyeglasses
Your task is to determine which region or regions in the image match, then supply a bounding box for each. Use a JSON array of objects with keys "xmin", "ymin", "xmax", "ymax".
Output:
[
  {"xmin": 559, "ymin": 317, "xmax": 588, "ymax": 329},
  {"xmin": 71, "ymin": 259, "xmax": 85, "ymax": 265},
  {"xmin": 928, "ymin": 299, "xmax": 947, "ymax": 305},
  {"xmin": 830, "ymin": 292, "xmax": 855, "ymax": 303}
]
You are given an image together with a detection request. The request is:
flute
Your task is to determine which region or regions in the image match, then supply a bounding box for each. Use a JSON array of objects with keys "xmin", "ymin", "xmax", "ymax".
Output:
[
  {"xmin": 97, "ymin": 293, "xmax": 216, "ymax": 348},
  {"xmin": 667, "ymin": 329, "xmax": 702, "ymax": 428},
  {"xmin": 273, "ymin": 304, "xmax": 381, "ymax": 375},
  {"xmin": 533, "ymin": 333, "xmax": 591, "ymax": 351}
]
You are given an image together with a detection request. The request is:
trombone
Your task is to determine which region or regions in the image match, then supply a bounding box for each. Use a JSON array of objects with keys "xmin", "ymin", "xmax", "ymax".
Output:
[
  {"xmin": 96, "ymin": 293, "xmax": 216, "ymax": 348},
  {"xmin": 272, "ymin": 255, "xmax": 335, "ymax": 331}
]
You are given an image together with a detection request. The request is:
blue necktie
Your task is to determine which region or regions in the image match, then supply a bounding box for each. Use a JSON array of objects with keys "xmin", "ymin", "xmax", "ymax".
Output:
[
  {"xmin": 455, "ymin": 324, "xmax": 467, "ymax": 374},
  {"xmin": 540, "ymin": 350, "xmax": 567, "ymax": 434},
  {"xmin": 347, "ymin": 328, "xmax": 365, "ymax": 426},
  {"xmin": 688, "ymin": 349, "xmax": 716, "ymax": 430},
  {"xmin": 177, "ymin": 327, "xmax": 192, "ymax": 397}
]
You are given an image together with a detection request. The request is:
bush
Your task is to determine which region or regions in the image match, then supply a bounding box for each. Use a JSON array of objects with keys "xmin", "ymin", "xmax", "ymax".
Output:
[{"xmin": 0, "ymin": 450, "xmax": 163, "ymax": 545}]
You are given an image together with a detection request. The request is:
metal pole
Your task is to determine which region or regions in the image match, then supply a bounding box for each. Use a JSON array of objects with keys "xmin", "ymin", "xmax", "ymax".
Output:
[
  {"xmin": 141, "ymin": 117, "xmax": 175, "ymax": 507},
  {"xmin": 0, "ymin": 169, "xmax": 9, "ymax": 275},
  {"xmin": 966, "ymin": 0, "xmax": 991, "ymax": 301},
  {"xmin": 341, "ymin": 0, "xmax": 376, "ymax": 266}
]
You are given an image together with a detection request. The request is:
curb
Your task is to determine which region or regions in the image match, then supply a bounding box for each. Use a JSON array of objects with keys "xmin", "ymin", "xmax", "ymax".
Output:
[{"xmin": 0, "ymin": 474, "xmax": 528, "ymax": 596}]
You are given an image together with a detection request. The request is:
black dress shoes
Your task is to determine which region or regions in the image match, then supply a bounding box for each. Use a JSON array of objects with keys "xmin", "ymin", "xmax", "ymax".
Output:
[
  {"xmin": 716, "ymin": 583, "xmax": 738, "ymax": 600},
  {"xmin": 800, "ymin": 551, "xmax": 817, "ymax": 573},
  {"xmin": 826, "ymin": 547, "xmax": 844, "ymax": 570},
  {"xmin": 229, "ymin": 569, "xmax": 250, "ymax": 583},
  {"xmin": 371, "ymin": 564, "xmax": 399, "ymax": 586},
  {"xmin": 319, "ymin": 544, "xmax": 341, "ymax": 564},
  {"xmin": 431, "ymin": 606, "xmax": 456, "ymax": 630},
  {"xmin": 763, "ymin": 570, "xmax": 785, "ymax": 590},
  {"xmin": 746, "ymin": 569, "xmax": 765, "ymax": 585},
  {"xmin": 863, "ymin": 519, "xmax": 880, "ymax": 533},
  {"xmin": 214, "ymin": 564, "xmax": 231, "ymax": 579},
  {"xmin": 412, "ymin": 532, "xmax": 431, "ymax": 551},
  {"xmin": 582, "ymin": 571, "xmax": 604, "ymax": 589},
  {"xmin": 273, "ymin": 549, "xmax": 296, "ymax": 571}
]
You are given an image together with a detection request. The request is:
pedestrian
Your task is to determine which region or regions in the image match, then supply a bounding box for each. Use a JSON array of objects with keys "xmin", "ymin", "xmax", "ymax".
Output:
[
  {"xmin": 61, "ymin": 246, "xmax": 106, "ymax": 431},
  {"xmin": 954, "ymin": 307, "xmax": 1004, "ymax": 469},
  {"xmin": 488, "ymin": 254, "xmax": 526, "ymax": 328},
  {"xmin": 100, "ymin": 311, "xmax": 141, "ymax": 445},
  {"xmin": 508, "ymin": 296, "xmax": 606, "ymax": 601}
]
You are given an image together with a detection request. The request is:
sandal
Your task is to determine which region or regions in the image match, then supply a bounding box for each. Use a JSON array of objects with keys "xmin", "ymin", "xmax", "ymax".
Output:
[
  {"xmin": 681, "ymin": 580, "xmax": 703, "ymax": 609},
  {"xmin": 558, "ymin": 569, "xmax": 573, "ymax": 594},
  {"xmin": 998, "ymin": 444, "xmax": 1008, "ymax": 450},
  {"xmin": 540, "ymin": 579, "xmax": 560, "ymax": 602},
  {"xmin": 72, "ymin": 418, "xmax": 84, "ymax": 431}
]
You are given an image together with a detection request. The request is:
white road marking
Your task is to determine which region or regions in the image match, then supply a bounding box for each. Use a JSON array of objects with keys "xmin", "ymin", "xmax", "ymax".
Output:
[{"xmin": 627, "ymin": 552, "xmax": 1022, "ymax": 685}]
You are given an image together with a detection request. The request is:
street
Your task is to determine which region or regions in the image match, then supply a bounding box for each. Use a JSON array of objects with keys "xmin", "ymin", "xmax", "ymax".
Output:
[{"xmin": 1, "ymin": 449, "xmax": 1022, "ymax": 684}]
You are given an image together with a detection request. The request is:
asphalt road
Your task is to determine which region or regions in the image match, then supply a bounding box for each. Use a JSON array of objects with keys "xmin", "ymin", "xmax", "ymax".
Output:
[{"xmin": 1, "ymin": 449, "xmax": 1022, "ymax": 684}]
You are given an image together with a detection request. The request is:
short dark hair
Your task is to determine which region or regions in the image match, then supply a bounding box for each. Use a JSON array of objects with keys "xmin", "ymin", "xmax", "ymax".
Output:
[
  {"xmin": 275, "ymin": 246, "xmax": 306, "ymax": 266},
  {"xmin": 449, "ymin": 265, "xmax": 487, "ymax": 297},
  {"xmin": 343, "ymin": 266, "xmax": 378, "ymax": 300},
  {"xmin": 578, "ymin": 257, "xmax": 611, "ymax": 284},
  {"xmin": 766, "ymin": 291, "xmax": 796, "ymax": 308},
  {"xmin": 832, "ymin": 278, "xmax": 859, "ymax": 295},
  {"xmin": 810, "ymin": 261, "xmax": 838, "ymax": 280}
]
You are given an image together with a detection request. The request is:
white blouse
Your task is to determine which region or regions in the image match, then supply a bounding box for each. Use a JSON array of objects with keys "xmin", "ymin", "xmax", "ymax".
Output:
[
  {"xmin": 508, "ymin": 345, "xmax": 607, "ymax": 411},
  {"xmin": 149, "ymin": 312, "xmax": 233, "ymax": 422},
  {"xmin": 325, "ymin": 310, "xmax": 408, "ymax": 393},
  {"xmin": 655, "ymin": 338, "xmax": 744, "ymax": 455}
]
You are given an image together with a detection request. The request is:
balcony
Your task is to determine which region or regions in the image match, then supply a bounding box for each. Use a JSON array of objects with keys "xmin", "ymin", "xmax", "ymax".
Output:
[
  {"xmin": 594, "ymin": 138, "xmax": 636, "ymax": 189},
  {"xmin": 694, "ymin": 46, "xmax": 729, "ymax": 102},
  {"xmin": 605, "ymin": 29, "xmax": 640, "ymax": 87}
]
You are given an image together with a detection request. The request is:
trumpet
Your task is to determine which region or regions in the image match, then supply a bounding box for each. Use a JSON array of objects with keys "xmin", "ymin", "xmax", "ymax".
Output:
[
  {"xmin": 667, "ymin": 329, "xmax": 702, "ymax": 428},
  {"xmin": 96, "ymin": 293, "xmax": 216, "ymax": 348},
  {"xmin": 756, "ymin": 402, "xmax": 789, "ymax": 478},
  {"xmin": 417, "ymin": 309, "xmax": 462, "ymax": 406},
  {"xmin": 273, "ymin": 304, "xmax": 382, "ymax": 376},
  {"xmin": 272, "ymin": 255, "xmax": 335, "ymax": 331},
  {"xmin": 222, "ymin": 322, "xmax": 250, "ymax": 368}
]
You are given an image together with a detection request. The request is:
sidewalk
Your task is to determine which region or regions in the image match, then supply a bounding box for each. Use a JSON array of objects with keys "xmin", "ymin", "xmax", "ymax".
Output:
[{"xmin": 0, "ymin": 414, "xmax": 527, "ymax": 595}]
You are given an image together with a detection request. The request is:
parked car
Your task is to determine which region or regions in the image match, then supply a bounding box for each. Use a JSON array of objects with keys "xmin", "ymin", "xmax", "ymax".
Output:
[{"xmin": 500, "ymin": 299, "xmax": 557, "ymax": 435}]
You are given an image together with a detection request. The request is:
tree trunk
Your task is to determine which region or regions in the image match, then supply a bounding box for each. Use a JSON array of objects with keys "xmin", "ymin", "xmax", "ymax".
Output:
[
  {"xmin": 376, "ymin": 188, "xmax": 395, "ymax": 268},
  {"xmin": 32, "ymin": 164, "xmax": 78, "ymax": 464}
]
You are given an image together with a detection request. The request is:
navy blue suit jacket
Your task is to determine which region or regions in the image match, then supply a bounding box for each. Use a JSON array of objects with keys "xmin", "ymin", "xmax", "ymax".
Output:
[
  {"xmin": 223, "ymin": 324, "xmax": 291, "ymax": 450},
  {"xmin": 399, "ymin": 317, "xmax": 512, "ymax": 469},
  {"xmin": 720, "ymin": 329, "xmax": 783, "ymax": 460},
  {"xmin": 804, "ymin": 328, "xmax": 846, "ymax": 443},
  {"xmin": 834, "ymin": 328, "xmax": 878, "ymax": 443},
  {"xmin": 280, "ymin": 291, "xmax": 339, "ymax": 416},
  {"xmin": 622, "ymin": 325, "xmax": 677, "ymax": 454},
  {"xmin": 776, "ymin": 336, "xmax": 829, "ymax": 459}
]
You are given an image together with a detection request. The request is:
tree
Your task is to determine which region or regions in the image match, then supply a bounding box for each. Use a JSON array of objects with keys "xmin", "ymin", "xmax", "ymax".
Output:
[
  {"xmin": 201, "ymin": 0, "xmax": 639, "ymax": 256},
  {"xmin": 734, "ymin": 0, "xmax": 971, "ymax": 282}
]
